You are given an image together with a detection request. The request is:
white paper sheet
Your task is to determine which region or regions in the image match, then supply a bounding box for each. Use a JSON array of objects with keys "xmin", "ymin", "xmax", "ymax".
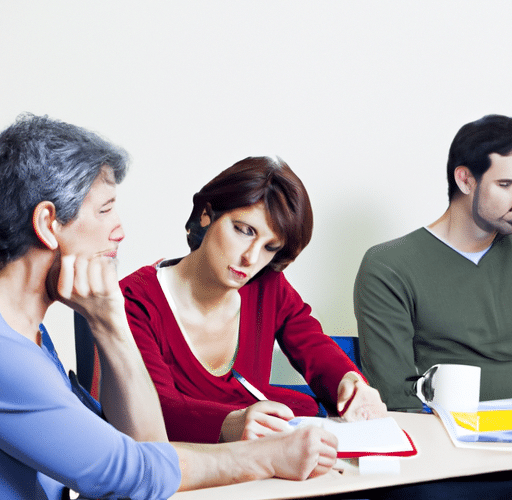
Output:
[{"xmin": 288, "ymin": 416, "xmax": 413, "ymax": 454}]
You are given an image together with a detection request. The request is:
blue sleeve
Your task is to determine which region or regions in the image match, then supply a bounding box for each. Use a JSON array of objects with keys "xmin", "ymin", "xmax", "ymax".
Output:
[{"xmin": 0, "ymin": 331, "xmax": 181, "ymax": 500}]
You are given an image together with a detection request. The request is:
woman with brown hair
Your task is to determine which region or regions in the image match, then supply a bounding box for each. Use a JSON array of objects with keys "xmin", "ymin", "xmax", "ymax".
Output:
[
  {"xmin": 121, "ymin": 156, "xmax": 386, "ymax": 444},
  {"xmin": 0, "ymin": 117, "xmax": 340, "ymax": 499}
]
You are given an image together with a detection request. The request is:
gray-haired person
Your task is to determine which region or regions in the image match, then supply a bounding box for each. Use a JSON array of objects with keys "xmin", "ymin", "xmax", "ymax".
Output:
[{"xmin": 0, "ymin": 114, "xmax": 338, "ymax": 500}]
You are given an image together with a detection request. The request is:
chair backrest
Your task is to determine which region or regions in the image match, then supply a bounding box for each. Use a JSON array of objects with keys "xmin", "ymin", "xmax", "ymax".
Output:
[
  {"xmin": 270, "ymin": 335, "xmax": 362, "ymax": 405},
  {"xmin": 74, "ymin": 312, "xmax": 101, "ymax": 399},
  {"xmin": 331, "ymin": 335, "xmax": 362, "ymax": 371}
]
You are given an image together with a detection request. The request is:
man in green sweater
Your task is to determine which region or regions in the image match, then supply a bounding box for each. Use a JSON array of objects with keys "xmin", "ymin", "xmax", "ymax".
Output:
[{"xmin": 354, "ymin": 114, "xmax": 512, "ymax": 411}]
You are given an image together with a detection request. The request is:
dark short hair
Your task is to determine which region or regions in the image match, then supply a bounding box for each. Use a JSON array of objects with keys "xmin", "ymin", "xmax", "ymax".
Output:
[
  {"xmin": 447, "ymin": 114, "xmax": 512, "ymax": 200},
  {"xmin": 185, "ymin": 156, "xmax": 313, "ymax": 272},
  {"xmin": 0, "ymin": 113, "xmax": 129, "ymax": 268}
]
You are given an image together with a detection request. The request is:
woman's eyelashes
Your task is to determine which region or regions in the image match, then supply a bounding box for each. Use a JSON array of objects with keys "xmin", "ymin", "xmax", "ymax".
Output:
[
  {"xmin": 233, "ymin": 222, "xmax": 282, "ymax": 253},
  {"xmin": 234, "ymin": 222, "xmax": 254, "ymax": 236},
  {"xmin": 99, "ymin": 201, "xmax": 115, "ymax": 214},
  {"xmin": 265, "ymin": 245, "xmax": 281, "ymax": 253}
]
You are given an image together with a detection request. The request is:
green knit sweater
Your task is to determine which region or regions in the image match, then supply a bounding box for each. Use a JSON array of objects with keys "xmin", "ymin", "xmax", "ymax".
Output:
[{"xmin": 354, "ymin": 228, "xmax": 512, "ymax": 410}]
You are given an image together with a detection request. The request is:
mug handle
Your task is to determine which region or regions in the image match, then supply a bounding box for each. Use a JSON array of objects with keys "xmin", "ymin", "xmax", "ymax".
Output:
[{"xmin": 415, "ymin": 364, "xmax": 439, "ymax": 405}]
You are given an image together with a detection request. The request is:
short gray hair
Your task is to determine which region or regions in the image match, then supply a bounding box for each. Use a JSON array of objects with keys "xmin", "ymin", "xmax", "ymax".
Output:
[{"xmin": 0, "ymin": 113, "xmax": 129, "ymax": 267}]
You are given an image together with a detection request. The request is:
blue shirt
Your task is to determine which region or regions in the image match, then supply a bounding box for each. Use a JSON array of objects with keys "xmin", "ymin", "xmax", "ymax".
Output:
[{"xmin": 0, "ymin": 313, "xmax": 181, "ymax": 499}]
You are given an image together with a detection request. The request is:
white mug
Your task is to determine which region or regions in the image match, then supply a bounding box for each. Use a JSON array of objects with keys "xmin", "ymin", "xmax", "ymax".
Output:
[{"xmin": 416, "ymin": 364, "xmax": 481, "ymax": 412}]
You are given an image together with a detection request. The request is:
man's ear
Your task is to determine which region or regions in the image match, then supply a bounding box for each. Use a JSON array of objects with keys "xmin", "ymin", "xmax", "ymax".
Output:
[
  {"xmin": 32, "ymin": 201, "xmax": 58, "ymax": 250},
  {"xmin": 454, "ymin": 166, "xmax": 476, "ymax": 195}
]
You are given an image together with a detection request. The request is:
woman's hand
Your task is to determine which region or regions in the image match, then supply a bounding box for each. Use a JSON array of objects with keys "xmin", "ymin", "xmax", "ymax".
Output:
[
  {"xmin": 337, "ymin": 372, "xmax": 387, "ymax": 421},
  {"xmin": 52, "ymin": 253, "xmax": 169, "ymax": 441},
  {"xmin": 261, "ymin": 425, "xmax": 338, "ymax": 480},
  {"xmin": 220, "ymin": 401, "xmax": 295, "ymax": 442},
  {"xmin": 51, "ymin": 254, "xmax": 126, "ymax": 338}
]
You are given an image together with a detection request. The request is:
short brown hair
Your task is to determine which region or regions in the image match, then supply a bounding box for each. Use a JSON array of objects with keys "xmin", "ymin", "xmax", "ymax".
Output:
[{"xmin": 185, "ymin": 156, "xmax": 313, "ymax": 272}]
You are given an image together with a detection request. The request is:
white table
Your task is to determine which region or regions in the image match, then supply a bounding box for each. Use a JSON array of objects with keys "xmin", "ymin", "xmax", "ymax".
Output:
[{"xmin": 172, "ymin": 411, "xmax": 512, "ymax": 500}]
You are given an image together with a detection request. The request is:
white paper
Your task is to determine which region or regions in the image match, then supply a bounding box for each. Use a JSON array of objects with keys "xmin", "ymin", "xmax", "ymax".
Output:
[
  {"xmin": 359, "ymin": 456, "xmax": 401, "ymax": 475},
  {"xmin": 288, "ymin": 416, "xmax": 413, "ymax": 453}
]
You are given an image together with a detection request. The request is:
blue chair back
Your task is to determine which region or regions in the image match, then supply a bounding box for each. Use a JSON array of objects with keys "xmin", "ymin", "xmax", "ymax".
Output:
[
  {"xmin": 271, "ymin": 335, "xmax": 362, "ymax": 405},
  {"xmin": 74, "ymin": 312, "xmax": 96, "ymax": 393},
  {"xmin": 331, "ymin": 335, "xmax": 362, "ymax": 371}
]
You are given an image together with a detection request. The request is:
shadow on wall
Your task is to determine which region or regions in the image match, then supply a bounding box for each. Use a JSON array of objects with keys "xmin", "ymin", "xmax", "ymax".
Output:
[
  {"xmin": 288, "ymin": 197, "xmax": 396, "ymax": 337},
  {"xmin": 270, "ymin": 198, "xmax": 396, "ymax": 385}
]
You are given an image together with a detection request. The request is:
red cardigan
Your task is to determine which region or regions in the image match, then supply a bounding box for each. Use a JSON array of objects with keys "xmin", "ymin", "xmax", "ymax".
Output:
[{"xmin": 121, "ymin": 263, "xmax": 361, "ymax": 443}]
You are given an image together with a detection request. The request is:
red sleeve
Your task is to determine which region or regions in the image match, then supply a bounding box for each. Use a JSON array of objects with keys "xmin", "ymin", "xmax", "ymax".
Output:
[
  {"xmin": 121, "ymin": 267, "xmax": 239, "ymax": 443},
  {"xmin": 271, "ymin": 272, "xmax": 366, "ymax": 406}
]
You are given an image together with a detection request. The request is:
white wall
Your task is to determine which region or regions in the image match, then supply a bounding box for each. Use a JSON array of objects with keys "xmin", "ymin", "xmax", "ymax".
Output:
[{"xmin": 2, "ymin": 1, "xmax": 512, "ymax": 372}]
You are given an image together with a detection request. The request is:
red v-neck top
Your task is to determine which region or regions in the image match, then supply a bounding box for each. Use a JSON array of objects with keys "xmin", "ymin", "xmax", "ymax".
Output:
[{"xmin": 121, "ymin": 263, "xmax": 361, "ymax": 443}]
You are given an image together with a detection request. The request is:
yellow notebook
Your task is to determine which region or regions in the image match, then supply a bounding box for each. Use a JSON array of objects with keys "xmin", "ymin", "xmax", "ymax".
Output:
[{"xmin": 452, "ymin": 409, "xmax": 512, "ymax": 432}]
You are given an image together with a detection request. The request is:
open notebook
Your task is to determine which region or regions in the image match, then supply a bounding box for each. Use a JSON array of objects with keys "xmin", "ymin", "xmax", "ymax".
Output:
[{"xmin": 288, "ymin": 416, "xmax": 417, "ymax": 458}]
